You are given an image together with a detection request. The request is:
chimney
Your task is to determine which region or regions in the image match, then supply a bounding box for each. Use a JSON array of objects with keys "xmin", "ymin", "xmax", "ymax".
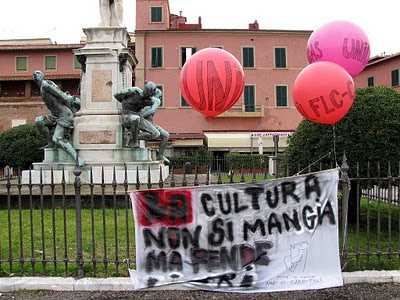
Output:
[{"xmin": 249, "ymin": 20, "xmax": 259, "ymax": 30}]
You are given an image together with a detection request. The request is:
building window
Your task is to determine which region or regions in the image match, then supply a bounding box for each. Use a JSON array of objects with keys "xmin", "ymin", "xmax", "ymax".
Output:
[
  {"xmin": 181, "ymin": 47, "xmax": 196, "ymax": 67},
  {"xmin": 276, "ymin": 85, "xmax": 288, "ymax": 107},
  {"xmin": 181, "ymin": 95, "xmax": 190, "ymax": 107},
  {"xmin": 151, "ymin": 47, "xmax": 163, "ymax": 68},
  {"xmin": 156, "ymin": 85, "xmax": 163, "ymax": 107},
  {"xmin": 244, "ymin": 85, "xmax": 255, "ymax": 112},
  {"xmin": 151, "ymin": 7, "xmax": 162, "ymax": 22},
  {"xmin": 16, "ymin": 57, "xmax": 27, "ymax": 71},
  {"xmin": 45, "ymin": 56, "xmax": 57, "ymax": 70},
  {"xmin": 1, "ymin": 81, "xmax": 25, "ymax": 97},
  {"xmin": 275, "ymin": 47, "xmax": 287, "ymax": 68},
  {"xmin": 391, "ymin": 69, "xmax": 399, "ymax": 87},
  {"xmin": 243, "ymin": 47, "xmax": 255, "ymax": 68},
  {"xmin": 367, "ymin": 76, "xmax": 375, "ymax": 87}
]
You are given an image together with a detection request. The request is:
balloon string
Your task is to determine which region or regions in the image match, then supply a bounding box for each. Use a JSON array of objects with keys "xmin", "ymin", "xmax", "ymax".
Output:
[
  {"xmin": 332, "ymin": 124, "xmax": 339, "ymax": 168},
  {"xmin": 294, "ymin": 151, "xmax": 333, "ymax": 176}
]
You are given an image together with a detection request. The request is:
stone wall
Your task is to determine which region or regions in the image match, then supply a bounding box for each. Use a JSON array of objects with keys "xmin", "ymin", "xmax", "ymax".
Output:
[{"xmin": 0, "ymin": 103, "xmax": 48, "ymax": 132}]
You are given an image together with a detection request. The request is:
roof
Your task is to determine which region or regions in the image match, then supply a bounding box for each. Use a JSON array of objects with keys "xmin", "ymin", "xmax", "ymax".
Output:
[
  {"xmin": 366, "ymin": 52, "xmax": 400, "ymax": 67},
  {"xmin": 0, "ymin": 44, "xmax": 84, "ymax": 51},
  {"xmin": 0, "ymin": 38, "xmax": 52, "ymax": 45},
  {"xmin": 135, "ymin": 28, "xmax": 312, "ymax": 35},
  {"xmin": 0, "ymin": 74, "xmax": 81, "ymax": 81}
]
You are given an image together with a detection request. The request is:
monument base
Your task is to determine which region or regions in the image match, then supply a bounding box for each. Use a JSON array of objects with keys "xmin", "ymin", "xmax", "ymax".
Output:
[{"xmin": 22, "ymin": 148, "xmax": 169, "ymax": 184}]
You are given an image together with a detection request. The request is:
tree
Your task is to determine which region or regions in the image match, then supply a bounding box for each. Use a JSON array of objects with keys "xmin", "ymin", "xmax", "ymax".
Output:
[
  {"xmin": 282, "ymin": 86, "xmax": 400, "ymax": 222},
  {"xmin": 0, "ymin": 124, "xmax": 47, "ymax": 170}
]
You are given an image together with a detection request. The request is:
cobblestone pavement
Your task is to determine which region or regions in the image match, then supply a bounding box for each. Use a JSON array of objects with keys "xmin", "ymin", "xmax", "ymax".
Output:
[{"xmin": 2, "ymin": 283, "xmax": 400, "ymax": 300}]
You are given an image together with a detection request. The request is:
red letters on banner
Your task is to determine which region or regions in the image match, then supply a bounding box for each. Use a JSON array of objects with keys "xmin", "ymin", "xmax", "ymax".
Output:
[{"xmin": 136, "ymin": 189, "xmax": 193, "ymax": 227}]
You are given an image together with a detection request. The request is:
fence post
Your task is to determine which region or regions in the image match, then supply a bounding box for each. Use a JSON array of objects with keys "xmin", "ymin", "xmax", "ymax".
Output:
[
  {"xmin": 340, "ymin": 152, "xmax": 350, "ymax": 268},
  {"xmin": 73, "ymin": 156, "xmax": 84, "ymax": 279}
]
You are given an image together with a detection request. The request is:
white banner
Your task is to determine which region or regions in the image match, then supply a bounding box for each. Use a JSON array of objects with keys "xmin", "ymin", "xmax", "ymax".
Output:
[{"xmin": 129, "ymin": 169, "xmax": 342, "ymax": 292}]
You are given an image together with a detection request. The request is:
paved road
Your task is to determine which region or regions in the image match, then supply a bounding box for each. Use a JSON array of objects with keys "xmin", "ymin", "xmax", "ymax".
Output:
[{"xmin": 2, "ymin": 283, "xmax": 400, "ymax": 300}]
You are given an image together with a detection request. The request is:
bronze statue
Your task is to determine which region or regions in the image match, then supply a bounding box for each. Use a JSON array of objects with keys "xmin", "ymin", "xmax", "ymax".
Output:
[
  {"xmin": 141, "ymin": 82, "xmax": 170, "ymax": 163},
  {"xmin": 114, "ymin": 86, "xmax": 152, "ymax": 148},
  {"xmin": 99, "ymin": 0, "xmax": 123, "ymax": 27},
  {"xmin": 33, "ymin": 70, "xmax": 85, "ymax": 166},
  {"xmin": 114, "ymin": 81, "xmax": 170, "ymax": 163}
]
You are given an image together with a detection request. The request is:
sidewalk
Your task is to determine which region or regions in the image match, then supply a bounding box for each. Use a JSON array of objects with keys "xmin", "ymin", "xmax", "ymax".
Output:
[{"xmin": 0, "ymin": 271, "xmax": 399, "ymax": 292}]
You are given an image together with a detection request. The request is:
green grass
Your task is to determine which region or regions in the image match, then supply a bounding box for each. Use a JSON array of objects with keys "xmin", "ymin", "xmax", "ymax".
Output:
[
  {"xmin": 343, "ymin": 197, "xmax": 400, "ymax": 271},
  {"xmin": 0, "ymin": 195, "xmax": 399, "ymax": 277},
  {"xmin": 0, "ymin": 208, "xmax": 135, "ymax": 277}
]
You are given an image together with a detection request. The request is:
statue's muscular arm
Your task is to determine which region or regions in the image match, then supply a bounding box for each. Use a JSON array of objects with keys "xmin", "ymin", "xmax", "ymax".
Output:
[{"xmin": 41, "ymin": 81, "xmax": 70, "ymax": 107}]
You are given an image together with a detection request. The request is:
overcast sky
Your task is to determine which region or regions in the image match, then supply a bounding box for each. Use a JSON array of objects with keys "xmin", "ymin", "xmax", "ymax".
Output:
[{"xmin": 0, "ymin": 0, "xmax": 398, "ymax": 57}]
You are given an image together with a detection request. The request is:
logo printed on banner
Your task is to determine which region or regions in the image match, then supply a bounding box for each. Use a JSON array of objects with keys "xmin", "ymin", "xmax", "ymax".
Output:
[
  {"xmin": 136, "ymin": 189, "xmax": 193, "ymax": 226},
  {"xmin": 129, "ymin": 169, "xmax": 343, "ymax": 292}
]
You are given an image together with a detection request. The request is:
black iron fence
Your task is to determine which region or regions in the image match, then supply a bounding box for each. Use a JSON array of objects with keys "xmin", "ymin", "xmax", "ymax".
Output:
[{"xmin": 0, "ymin": 156, "xmax": 399, "ymax": 278}]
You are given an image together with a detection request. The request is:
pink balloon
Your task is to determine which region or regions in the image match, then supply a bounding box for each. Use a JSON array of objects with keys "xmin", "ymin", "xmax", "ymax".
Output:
[{"xmin": 307, "ymin": 20, "xmax": 370, "ymax": 77}]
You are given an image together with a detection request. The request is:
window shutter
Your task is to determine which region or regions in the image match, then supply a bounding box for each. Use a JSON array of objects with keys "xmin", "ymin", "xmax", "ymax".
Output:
[
  {"xmin": 157, "ymin": 48, "xmax": 162, "ymax": 67},
  {"xmin": 16, "ymin": 57, "xmax": 27, "ymax": 71},
  {"xmin": 367, "ymin": 77, "xmax": 374, "ymax": 87},
  {"xmin": 45, "ymin": 56, "xmax": 56, "ymax": 70},
  {"xmin": 275, "ymin": 48, "xmax": 286, "ymax": 68},
  {"xmin": 277, "ymin": 86, "xmax": 288, "ymax": 106},
  {"xmin": 391, "ymin": 69, "xmax": 399, "ymax": 87},
  {"xmin": 243, "ymin": 48, "xmax": 254, "ymax": 68},
  {"xmin": 244, "ymin": 85, "xmax": 255, "ymax": 112},
  {"xmin": 151, "ymin": 7, "xmax": 162, "ymax": 22},
  {"xmin": 152, "ymin": 48, "xmax": 162, "ymax": 67}
]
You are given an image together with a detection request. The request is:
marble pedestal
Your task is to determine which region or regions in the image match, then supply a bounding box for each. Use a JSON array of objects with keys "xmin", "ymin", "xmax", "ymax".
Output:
[{"xmin": 23, "ymin": 148, "xmax": 169, "ymax": 184}]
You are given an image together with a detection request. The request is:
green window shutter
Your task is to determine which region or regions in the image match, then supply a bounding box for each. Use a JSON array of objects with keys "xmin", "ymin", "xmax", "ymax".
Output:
[
  {"xmin": 16, "ymin": 57, "xmax": 27, "ymax": 71},
  {"xmin": 151, "ymin": 7, "xmax": 162, "ymax": 22},
  {"xmin": 275, "ymin": 48, "xmax": 287, "ymax": 68},
  {"xmin": 367, "ymin": 76, "xmax": 374, "ymax": 87},
  {"xmin": 151, "ymin": 48, "xmax": 156, "ymax": 67},
  {"xmin": 244, "ymin": 85, "xmax": 255, "ymax": 112},
  {"xmin": 45, "ymin": 56, "xmax": 56, "ymax": 70},
  {"xmin": 276, "ymin": 86, "xmax": 288, "ymax": 107},
  {"xmin": 157, "ymin": 48, "xmax": 162, "ymax": 67},
  {"xmin": 391, "ymin": 69, "xmax": 399, "ymax": 87},
  {"xmin": 152, "ymin": 48, "xmax": 162, "ymax": 67},
  {"xmin": 243, "ymin": 48, "xmax": 254, "ymax": 68}
]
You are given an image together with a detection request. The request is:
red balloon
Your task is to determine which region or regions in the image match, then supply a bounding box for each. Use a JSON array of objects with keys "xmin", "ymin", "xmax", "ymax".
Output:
[
  {"xmin": 293, "ymin": 62, "xmax": 355, "ymax": 125},
  {"xmin": 179, "ymin": 48, "xmax": 245, "ymax": 118}
]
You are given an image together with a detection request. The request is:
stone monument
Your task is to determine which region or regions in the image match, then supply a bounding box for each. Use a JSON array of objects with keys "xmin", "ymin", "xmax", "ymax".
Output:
[{"xmin": 23, "ymin": 2, "xmax": 169, "ymax": 184}]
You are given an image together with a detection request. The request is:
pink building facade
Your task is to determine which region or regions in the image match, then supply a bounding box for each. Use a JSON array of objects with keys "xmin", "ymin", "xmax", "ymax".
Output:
[
  {"xmin": 4, "ymin": 2, "xmax": 398, "ymax": 158},
  {"xmin": 354, "ymin": 53, "xmax": 400, "ymax": 93},
  {"xmin": 0, "ymin": 40, "xmax": 83, "ymax": 132},
  {"xmin": 134, "ymin": 0, "xmax": 312, "ymax": 156}
]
